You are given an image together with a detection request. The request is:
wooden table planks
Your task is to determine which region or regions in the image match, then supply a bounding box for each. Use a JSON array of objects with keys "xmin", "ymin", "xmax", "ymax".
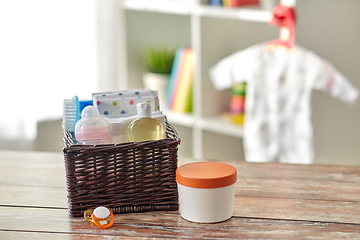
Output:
[{"xmin": 1, "ymin": 150, "xmax": 360, "ymax": 239}]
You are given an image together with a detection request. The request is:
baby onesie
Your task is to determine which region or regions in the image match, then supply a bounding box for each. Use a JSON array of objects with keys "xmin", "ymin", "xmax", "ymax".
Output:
[{"xmin": 210, "ymin": 43, "xmax": 358, "ymax": 164}]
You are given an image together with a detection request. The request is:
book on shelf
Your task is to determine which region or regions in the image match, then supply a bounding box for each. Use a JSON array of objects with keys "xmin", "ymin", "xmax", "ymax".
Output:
[
  {"xmin": 169, "ymin": 48, "xmax": 195, "ymax": 113},
  {"xmin": 225, "ymin": 81, "xmax": 246, "ymax": 126},
  {"xmin": 209, "ymin": 0, "xmax": 222, "ymax": 6},
  {"xmin": 183, "ymin": 78, "xmax": 193, "ymax": 113},
  {"xmin": 223, "ymin": 0, "xmax": 259, "ymax": 7},
  {"xmin": 151, "ymin": 0, "xmax": 198, "ymax": 3},
  {"xmin": 167, "ymin": 47, "xmax": 187, "ymax": 109}
]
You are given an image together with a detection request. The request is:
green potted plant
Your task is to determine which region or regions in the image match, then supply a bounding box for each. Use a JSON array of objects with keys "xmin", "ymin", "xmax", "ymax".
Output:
[{"xmin": 143, "ymin": 47, "xmax": 175, "ymax": 110}]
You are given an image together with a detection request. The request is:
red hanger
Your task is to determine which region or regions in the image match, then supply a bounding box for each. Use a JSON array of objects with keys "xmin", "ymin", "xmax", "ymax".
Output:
[{"xmin": 266, "ymin": 4, "xmax": 296, "ymax": 51}]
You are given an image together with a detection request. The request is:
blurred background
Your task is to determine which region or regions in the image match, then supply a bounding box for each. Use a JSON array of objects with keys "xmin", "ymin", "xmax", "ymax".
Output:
[{"xmin": 0, "ymin": 0, "xmax": 359, "ymax": 165}]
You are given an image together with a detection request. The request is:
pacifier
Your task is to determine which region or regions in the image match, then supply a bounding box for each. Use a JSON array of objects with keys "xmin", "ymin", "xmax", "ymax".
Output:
[{"xmin": 84, "ymin": 206, "xmax": 114, "ymax": 228}]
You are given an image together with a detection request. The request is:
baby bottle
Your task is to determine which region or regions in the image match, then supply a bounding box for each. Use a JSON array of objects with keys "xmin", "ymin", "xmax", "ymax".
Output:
[
  {"xmin": 75, "ymin": 106, "xmax": 109, "ymax": 145},
  {"xmin": 128, "ymin": 102, "xmax": 165, "ymax": 142}
]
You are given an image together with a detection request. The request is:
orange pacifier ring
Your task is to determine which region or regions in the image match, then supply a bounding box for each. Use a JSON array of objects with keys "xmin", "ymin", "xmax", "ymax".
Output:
[{"xmin": 84, "ymin": 208, "xmax": 97, "ymax": 226}]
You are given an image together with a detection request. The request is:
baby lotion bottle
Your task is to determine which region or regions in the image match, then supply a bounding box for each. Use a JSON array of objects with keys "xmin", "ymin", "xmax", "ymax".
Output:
[{"xmin": 128, "ymin": 102, "xmax": 165, "ymax": 142}]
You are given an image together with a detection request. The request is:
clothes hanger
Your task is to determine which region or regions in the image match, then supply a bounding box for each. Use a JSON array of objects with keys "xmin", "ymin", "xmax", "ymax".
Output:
[{"xmin": 266, "ymin": 4, "xmax": 296, "ymax": 51}]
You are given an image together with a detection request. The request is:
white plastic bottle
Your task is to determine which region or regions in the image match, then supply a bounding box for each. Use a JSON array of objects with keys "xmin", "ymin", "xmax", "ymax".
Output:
[
  {"xmin": 75, "ymin": 106, "xmax": 109, "ymax": 145},
  {"xmin": 128, "ymin": 102, "xmax": 165, "ymax": 142}
]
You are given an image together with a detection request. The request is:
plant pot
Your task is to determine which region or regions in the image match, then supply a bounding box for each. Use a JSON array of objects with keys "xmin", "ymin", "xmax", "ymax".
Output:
[{"xmin": 143, "ymin": 72, "xmax": 170, "ymax": 110}]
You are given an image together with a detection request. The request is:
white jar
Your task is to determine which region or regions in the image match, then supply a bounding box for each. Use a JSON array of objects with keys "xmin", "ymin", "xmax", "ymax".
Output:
[{"xmin": 176, "ymin": 162, "xmax": 237, "ymax": 223}]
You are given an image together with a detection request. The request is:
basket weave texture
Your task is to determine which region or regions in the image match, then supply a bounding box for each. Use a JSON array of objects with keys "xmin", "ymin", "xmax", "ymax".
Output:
[{"xmin": 63, "ymin": 120, "xmax": 180, "ymax": 217}]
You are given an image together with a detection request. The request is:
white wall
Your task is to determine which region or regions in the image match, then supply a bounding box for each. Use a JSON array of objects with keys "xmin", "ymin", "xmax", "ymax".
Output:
[{"xmin": 296, "ymin": 0, "xmax": 360, "ymax": 165}]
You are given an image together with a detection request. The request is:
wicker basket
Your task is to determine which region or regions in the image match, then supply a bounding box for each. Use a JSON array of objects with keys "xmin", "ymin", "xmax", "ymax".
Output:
[{"xmin": 63, "ymin": 120, "xmax": 180, "ymax": 217}]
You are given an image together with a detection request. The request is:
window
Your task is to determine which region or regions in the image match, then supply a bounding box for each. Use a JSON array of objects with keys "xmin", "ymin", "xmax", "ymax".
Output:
[{"xmin": 0, "ymin": 0, "xmax": 97, "ymax": 140}]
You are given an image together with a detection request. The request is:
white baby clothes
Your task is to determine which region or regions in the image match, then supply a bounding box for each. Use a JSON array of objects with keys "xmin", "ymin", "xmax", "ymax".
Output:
[{"xmin": 210, "ymin": 43, "xmax": 358, "ymax": 164}]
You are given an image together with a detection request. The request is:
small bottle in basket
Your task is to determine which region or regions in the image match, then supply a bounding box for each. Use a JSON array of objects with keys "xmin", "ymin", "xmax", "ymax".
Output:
[
  {"xmin": 128, "ymin": 102, "xmax": 165, "ymax": 142},
  {"xmin": 75, "ymin": 106, "xmax": 109, "ymax": 145}
]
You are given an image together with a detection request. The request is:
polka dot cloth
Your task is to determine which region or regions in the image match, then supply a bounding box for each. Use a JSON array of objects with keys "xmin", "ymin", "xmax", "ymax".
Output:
[{"xmin": 92, "ymin": 89, "xmax": 159, "ymax": 117}]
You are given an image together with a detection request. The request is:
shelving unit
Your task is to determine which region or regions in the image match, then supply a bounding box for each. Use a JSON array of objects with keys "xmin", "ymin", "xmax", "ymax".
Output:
[
  {"xmin": 117, "ymin": 0, "xmax": 291, "ymax": 160},
  {"xmin": 123, "ymin": 0, "xmax": 272, "ymax": 21}
]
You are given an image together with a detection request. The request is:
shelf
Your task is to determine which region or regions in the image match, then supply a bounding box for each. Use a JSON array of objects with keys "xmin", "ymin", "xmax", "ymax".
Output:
[
  {"xmin": 123, "ymin": 0, "xmax": 193, "ymax": 15},
  {"xmin": 198, "ymin": 116, "xmax": 243, "ymax": 138},
  {"xmin": 120, "ymin": 0, "xmax": 279, "ymax": 159},
  {"xmin": 198, "ymin": 5, "xmax": 271, "ymax": 22},
  {"xmin": 164, "ymin": 110, "xmax": 243, "ymax": 138},
  {"xmin": 123, "ymin": 0, "xmax": 271, "ymax": 22},
  {"xmin": 163, "ymin": 110, "xmax": 195, "ymax": 127}
]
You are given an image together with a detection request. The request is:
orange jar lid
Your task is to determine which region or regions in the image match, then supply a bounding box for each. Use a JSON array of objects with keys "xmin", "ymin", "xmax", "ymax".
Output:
[{"xmin": 176, "ymin": 162, "xmax": 237, "ymax": 189}]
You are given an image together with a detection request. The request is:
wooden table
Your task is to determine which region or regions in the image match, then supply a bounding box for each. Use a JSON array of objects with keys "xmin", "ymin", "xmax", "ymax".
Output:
[{"xmin": 1, "ymin": 151, "xmax": 360, "ymax": 239}]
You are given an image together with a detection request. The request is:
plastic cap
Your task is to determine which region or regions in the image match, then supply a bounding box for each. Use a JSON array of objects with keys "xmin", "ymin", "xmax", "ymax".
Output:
[
  {"xmin": 176, "ymin": 162, "xmax": 237, "ymax": 189},
  {"xmin": 79, "ymin": 99, "xmax": 93, "ymax": 114},
  {"xmin": 137, "ymin": 102, "xmax": 152, "ymax": 118},
  {"xmin": 93, "ymin": 206, "xmax": 110, "ymax": 219},
  {"xmin": 81, "ymin": 105, "xmax": 100, "ymax": 118}
]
